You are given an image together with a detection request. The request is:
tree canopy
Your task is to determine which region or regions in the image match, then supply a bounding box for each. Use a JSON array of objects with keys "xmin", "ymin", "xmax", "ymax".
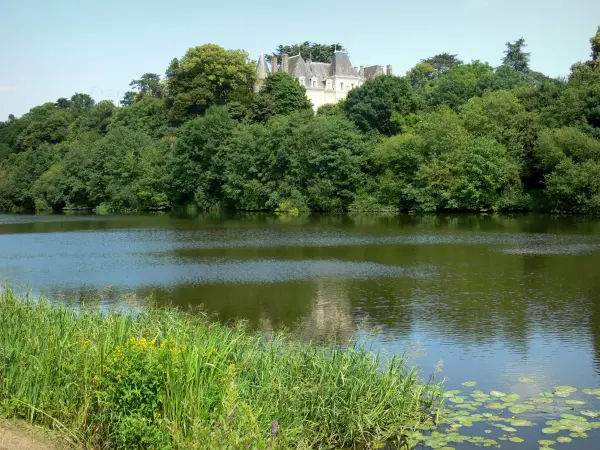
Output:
[
  {"xmin": 268, "ymin": 42, "xmax": 346, "ymax": 64},
  {"xmin": 1, "ymin": 32, "xmax": 600, "ymax": 215}
]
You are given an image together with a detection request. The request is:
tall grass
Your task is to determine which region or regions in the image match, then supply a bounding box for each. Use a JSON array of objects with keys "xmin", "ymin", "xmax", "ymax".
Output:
[{"xmin": 0, "ymin": 288, "xmax": 442, "ymax": 449}]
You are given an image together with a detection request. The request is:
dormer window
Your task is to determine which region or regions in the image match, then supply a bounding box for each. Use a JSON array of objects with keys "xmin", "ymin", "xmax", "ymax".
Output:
[
  {"xmin": 326, "ymin": 79, "xmax": 333, "ymax": 90},
  {"xmin": 311, "ymin": 78, "xmax": 318, "ymax": 88},
  {"xmin": 298, "ymin": 77, "xmax": 305, "ymax": 86}
]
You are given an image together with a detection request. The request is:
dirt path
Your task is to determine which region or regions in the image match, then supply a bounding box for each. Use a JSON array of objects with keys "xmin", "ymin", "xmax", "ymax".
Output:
[{"xmin": 0, "ymin": 420, "xmax": 73, "ymax": 450}]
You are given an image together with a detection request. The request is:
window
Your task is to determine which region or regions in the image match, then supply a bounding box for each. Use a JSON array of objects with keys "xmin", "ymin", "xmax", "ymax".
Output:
[
  {"xmin": 311, "ymin": 78, "xmax": 318, "ymax": 88},
  {"xmin": 298, "ymin": 77, "xmax": 305, "ymax": 86},
  {"xmin": 326, "ymin": 79, "xmax": 332, "ymax": 90},
  {"xmin": 351, "ymin": 83, "xmax": 354, "ymax": 89},
  {"xmin": 340, "ymin": 82, "xmax": 344, "ymax": 91}
]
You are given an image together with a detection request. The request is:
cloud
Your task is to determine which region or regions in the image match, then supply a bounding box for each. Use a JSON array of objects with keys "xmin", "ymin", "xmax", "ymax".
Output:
[{"xmin": 0, "ymin": 85, "xmax": 16, "ymax": 92}]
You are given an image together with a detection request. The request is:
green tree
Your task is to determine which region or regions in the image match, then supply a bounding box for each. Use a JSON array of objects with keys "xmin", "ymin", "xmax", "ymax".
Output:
[
  {"xmin": 533, "ymin": 127, "xmax": 600, "ymax": 173},
  {"xmin": 165, "ymin": 44, "xmax": 256, "ymax": 124},
  {"xmin": 269, "ymin": 42, "xmax": 345, "ymax": 64},
  {"xmin": 426, "ymin": 62, "xmax": 494, "ymax": 111},
  {"xmin": 343, "ymin": 75, "xmax": 417, "ymax": 135},
  {"xmin": 545, "ymin": 159, "xmax": 600, "ymax": 213},
  {"xmin": 169, "ymin": 106, "xmax": 236, "ymax": 207},
  {"xmin": 122, "ymin": 73, "xmax": 165, "ymax": 105},
  {"xmin": 420, "ymin": 53, "xmax": 463, "ymax": 75},
  {"xmin": 461, "ymin": 90, "xmax": 535, "ymax": 170},
  {"xmin": 72, "ymin": 100, "xmax": 116, "ymax": 136},
  {"xmin": 590, "ymin": 26, "xmax": 600, "ymax": 68},
  {"xmin": 406, "ymin": 63, "xmax": 436, "ymax": 89},
  {"xmin": 70, "ymin": 93, "xmax": 95, "ymax": 110},
  {"xmin": 252, "ymin": 72, "xmax": 313, "ymax": 123},
  {"xmin": 502, "ymin": 38, "xmax": 531, "ymax": 73},
  {"xmin": 109, "ymin": 97, "xmax": 173, "ymax": 138}
]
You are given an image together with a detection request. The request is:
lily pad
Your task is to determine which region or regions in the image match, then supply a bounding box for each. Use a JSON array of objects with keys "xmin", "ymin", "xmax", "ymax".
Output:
[
  {"xmin": 580, "ymin": 410, "xmax": 600, "ymax": 418},
  {"xmin": 557, "ymin": 436, "xmax": 572, "ymax": 443},
  {"xmin": 565, "ymin": 399, "xmax": 586, "ymax": 406},
  {"xmin": 503, "ymin": 393, "xmax": 521, "ymax": 402},
  {"xmin": 490, "ymin": 390, "xmax": 507, "ymax": 398},
  {"xmin": 540, "ymin": 392, "xmax": 555, "ymax": 398},
  {"xmin": 582, "ymin": 388, "xmax": 600, "ymax": 396},
  {"xmin": 443, "ymin": 390, "xmax": 462, "ymax": 398},
  {"xmin": 538, "ymin": 440, "xmax": 556, "ymax": 446},
  {"xmin": 509, "ymin": 404, "xmax": 535, "ymax": 414},
  {"xmin": 461, "ymin": 381, "xmax": 477, "ymax": 387},
  {"xmin": 555, "ymin": 386, "xmax": 578, "ymax": 394},
  {"xmin": 519, "ymin": 377, "xmax": 535, "ymax": 383},
  {"xmin": 529, "ymin": 397, "xmax": 554, "ymax": 404},
  {"xmin": 511, "ymin": 419, "xmax": 535, "ymax": 427},
  {"xmin": 542, "ymin": 427, "xmax": 560, "ymax": 434},
  {"xmin": 485, "ymin": 402, "xmax": 505, "ymax": 410},
  {"xmin": 509, "ymin": 436, "xmax": 525, "ymax": 443}
]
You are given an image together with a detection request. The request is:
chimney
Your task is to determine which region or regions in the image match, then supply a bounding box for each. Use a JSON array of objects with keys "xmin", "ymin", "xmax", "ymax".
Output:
[
  {"xmin": 386, "ymin": 64, "xmax": 392, "ymax": 75},
  {"xmin": 272, "ymin": 55, "xmax": 278, "ymax": 73},
  {"xmin": 281, "ymin": 53, "xmax": 289, "ymax": 73},
  {"xmin": 359, "ymin": 65, "xmax": 364, "ymax": 78}
]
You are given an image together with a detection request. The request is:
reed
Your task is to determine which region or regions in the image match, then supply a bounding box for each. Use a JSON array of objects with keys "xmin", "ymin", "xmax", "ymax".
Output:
[{"xmin": 0, "ymin": 288, "xmax": 442, "ymax": 449}]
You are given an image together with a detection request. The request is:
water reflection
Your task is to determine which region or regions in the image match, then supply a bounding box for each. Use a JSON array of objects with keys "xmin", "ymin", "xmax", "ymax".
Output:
[{"xmin": 2, "ymin": 212, "xmax": 600, "ymax": 383}]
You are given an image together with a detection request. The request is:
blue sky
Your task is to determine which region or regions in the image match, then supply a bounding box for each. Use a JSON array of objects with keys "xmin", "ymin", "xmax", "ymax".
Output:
[{"xmin": 1, "ymin": 0, "xmax": 598, "ymax": 119}]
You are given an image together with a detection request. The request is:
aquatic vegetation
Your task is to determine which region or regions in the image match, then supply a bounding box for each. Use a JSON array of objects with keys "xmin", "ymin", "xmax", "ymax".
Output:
[{"xmin": 0, "ymin": 289, "xmax": 442, "ymax": 449}]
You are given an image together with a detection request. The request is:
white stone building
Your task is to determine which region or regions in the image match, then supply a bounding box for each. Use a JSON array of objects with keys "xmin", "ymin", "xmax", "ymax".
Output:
[{"xmin": 255, "ymin": 50, "xmax": 391, "ymax": 110}]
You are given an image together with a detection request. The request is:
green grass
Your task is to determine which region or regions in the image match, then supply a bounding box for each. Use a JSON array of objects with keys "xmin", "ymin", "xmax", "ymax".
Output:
[{"xmin": 0, "ymin": 288, "xmax": 442, "ymax": 449}]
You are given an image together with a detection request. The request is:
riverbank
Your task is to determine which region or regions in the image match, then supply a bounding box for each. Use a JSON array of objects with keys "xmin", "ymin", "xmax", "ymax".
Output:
[{"xmin": 0, "ymin": 288, "xmax": 442, "ymax": 449}]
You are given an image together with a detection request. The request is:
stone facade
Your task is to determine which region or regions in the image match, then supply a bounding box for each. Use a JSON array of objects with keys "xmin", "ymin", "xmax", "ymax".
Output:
[{"xmin": 254, "ymin": 50, "xmax": 390, "ymax": 110}]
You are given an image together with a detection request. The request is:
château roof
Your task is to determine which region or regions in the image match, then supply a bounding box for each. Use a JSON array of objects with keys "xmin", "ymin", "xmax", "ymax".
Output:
[
  {"xmin": 330, "ymin": 51, "xmax": 359, "ymax": 77},
  {"xmin": 271, "ymin": 51, "xmax": 378, "ymax": 89},
  {"xmin": 256, "ymin": 54, "xmax": 270, "ymax": 79},
  {"xmin": 363, "ymin": 65, "xmax": 384, "ymax": 79}
]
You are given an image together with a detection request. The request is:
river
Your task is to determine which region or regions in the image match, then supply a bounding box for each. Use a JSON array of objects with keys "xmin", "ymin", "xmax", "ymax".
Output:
[{"xmin": 2, "ymin": 212, "xmax": 600, "ymax": 449}]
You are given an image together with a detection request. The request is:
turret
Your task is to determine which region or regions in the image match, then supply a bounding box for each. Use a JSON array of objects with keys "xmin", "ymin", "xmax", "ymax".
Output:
[{"xmin": 254, "ymin": 53, "xmax": 270, "ymax": 93}]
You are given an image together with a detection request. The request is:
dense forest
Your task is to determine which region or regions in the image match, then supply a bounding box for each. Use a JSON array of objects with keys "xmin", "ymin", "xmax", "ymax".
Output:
[{"xmin": 1, "ymin": 30, "xmax": 599, "ymax": 214}]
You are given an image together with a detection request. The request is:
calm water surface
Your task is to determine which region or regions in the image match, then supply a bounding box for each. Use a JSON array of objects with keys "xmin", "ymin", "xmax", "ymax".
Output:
[{"xmin": 2, "ymin": 212, "xmax": 600, "ymax": 449}]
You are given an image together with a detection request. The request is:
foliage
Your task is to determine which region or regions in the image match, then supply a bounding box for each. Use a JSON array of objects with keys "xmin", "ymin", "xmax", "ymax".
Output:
[
  {"xmin": 165, "ymin": 44, "xmax": 256, "ymax": 124},
  {"xmin": 0, "ymin": 289, "xmax": 442, "ymax": 449},
  {"xmin": 1, "ymin": 32, "xmax": 600, "ymax": 214},
  {"xmin": 252, "ymin": 72, "xmax": 313, "ymax": 122},
  {"xmin": 502, "ymin": 38, "xmax": 531, "ymax": 73},
  {"xmin": 269, "ymin": 42, "xmax": 345, "ymax": 64},
  {"xmin": 420, "ymin": 53, "xmax": 463, "ymax": 75},
  {"xmin": 343, "ymin": 75, "xmax": 416, "ymax": 135},
  {"xmin": 169, "ymin": 106, "xmax": 236, "ymax": 207}
]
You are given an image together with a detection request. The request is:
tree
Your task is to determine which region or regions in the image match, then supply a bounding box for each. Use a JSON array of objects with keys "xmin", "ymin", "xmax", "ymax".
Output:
[
  {"xmin": 268, "ymin": 42, "xmax": 345, "ymax": 64},
  {"xmin": 502, "ymin": 38, "xmax": 531, "ymax": 73},
  {"xmin": 252, "ymin": 72, "xmax": 312, "ymax": 122},
  {"xmin": 426, "ymin": 62, "xmax": 494, "ymax": 111},
  {"xmin": 169, "ymin": 106, "xmax": 236, "ymax": 206},
  {"xmin": 55, "ymin": 97, "xmax": 72, "ymax": 109},
  {"xmin": 461, "ymin": 90, "xmax": 535, "ymax": 169},
  {"xmin": 109, "ymin": 97, "xmax": 173, "ymax": 139},
  {"xmin": 70, "ymin": 93, "xmax": 95, "ymax": 110},
  {"xmin": 420, "ymin": 53, "xmax": 463, "ymax": 75},
  {"xmin": 72, "ymin": 100, "xmax": 116, "ymax": 136},
  {"xmin": 120, "ymin": 91, "xmax": 137, "ymax": 107},
  {"xmin": 545, "ymin": 159, "xmax": 600, "ymax": 213},
  {"xmin": 590, "ymin": 26, "xmax": 600, "ymax": 67},
  {"xmin": 343, "ymin": 75, "xmax": 417, "ymax": 135},
  {"xmin": 406, "ymin": 63, "xmax": 436, "ymax": 89},
  {"xmin": 123, "ymin": 73, "xmax": 165, "ymax": 105},
  {"xmin": 165, "ymin": 44, "xmax": 256, "ymax": 124}
]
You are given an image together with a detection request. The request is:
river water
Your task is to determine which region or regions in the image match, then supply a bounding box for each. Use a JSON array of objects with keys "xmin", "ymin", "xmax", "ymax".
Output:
[{"xmin": 2, "ymin": 212, "xmax": 600, "ymax": 449}]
